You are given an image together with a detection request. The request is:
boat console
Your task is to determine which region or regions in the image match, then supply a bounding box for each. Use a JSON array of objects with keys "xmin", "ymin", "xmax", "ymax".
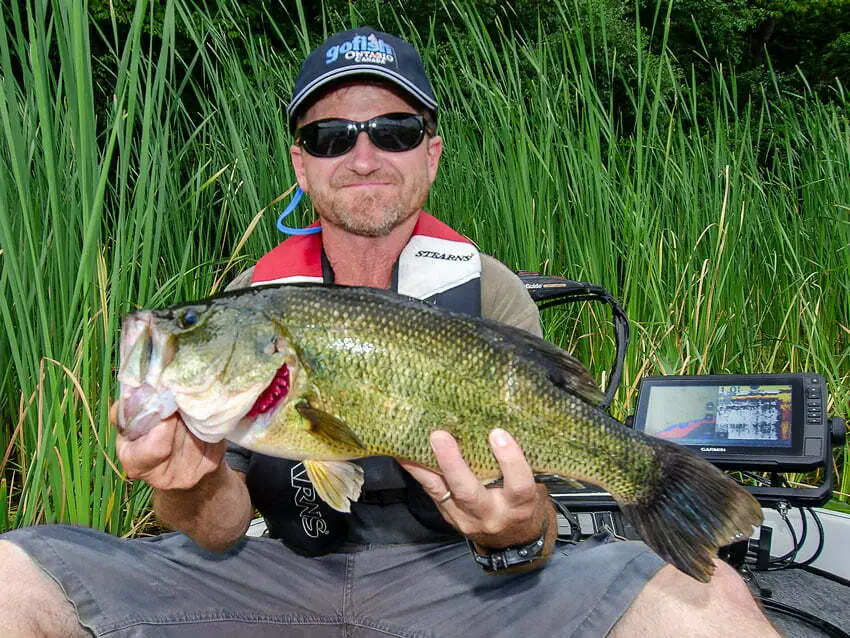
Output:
[{"xmin": 520, "ymin": 273, "xmax": 849, "ymax": 637}]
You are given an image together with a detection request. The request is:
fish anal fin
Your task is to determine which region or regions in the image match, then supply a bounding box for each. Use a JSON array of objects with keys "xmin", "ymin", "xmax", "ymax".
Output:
[
  {"xmin": 535, "ymin": 474, "xmax": 587, "ymax": 490},
  {"xmin": 303, "ymin": 459, "xmax": 364, "ymax": 513},
  {"xmin": 296, "ymin": 401, "xmax": 366, "ymax": 451}
]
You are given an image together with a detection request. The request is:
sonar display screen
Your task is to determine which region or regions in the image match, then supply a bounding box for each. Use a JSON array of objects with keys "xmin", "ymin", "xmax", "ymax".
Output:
[{"xmin": 642, "ymin": 384, "xmax": 793, "ymax": 447}]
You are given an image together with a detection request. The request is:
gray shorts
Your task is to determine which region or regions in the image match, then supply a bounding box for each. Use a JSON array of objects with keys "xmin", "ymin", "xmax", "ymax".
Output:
[{"xmin": 4, "ymin": 524, "xmax": 664, "ymax": 637}]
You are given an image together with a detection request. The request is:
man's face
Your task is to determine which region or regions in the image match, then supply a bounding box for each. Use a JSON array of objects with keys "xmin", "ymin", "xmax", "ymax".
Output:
[{"xmin": 290, "ymin": 84, "xmax": 442, "ymax": 238}]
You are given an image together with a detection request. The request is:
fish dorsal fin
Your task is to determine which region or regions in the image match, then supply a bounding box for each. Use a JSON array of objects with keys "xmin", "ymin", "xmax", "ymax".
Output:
[
  {"xmin": 303, "ymin": 459, "xmax": 364, "ymax": 513},
  {"xmin": 480, "ymin": 320, "xmax": 605, "ymax": 406},
  {"xmin": 296, "ymin": 401, "xmax": 367, "ymax": 451}
]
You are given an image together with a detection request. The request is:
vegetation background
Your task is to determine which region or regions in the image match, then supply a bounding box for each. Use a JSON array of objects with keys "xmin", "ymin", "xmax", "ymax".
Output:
[{"xmin": 0, "ymin": 0, "xmax": 847, "ymax": 536}]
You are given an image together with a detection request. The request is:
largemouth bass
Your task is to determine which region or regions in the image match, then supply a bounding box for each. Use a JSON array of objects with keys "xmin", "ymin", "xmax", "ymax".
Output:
[{"xmin": 117, "ymin": 283, "xmax": 762, "ymax": 582}]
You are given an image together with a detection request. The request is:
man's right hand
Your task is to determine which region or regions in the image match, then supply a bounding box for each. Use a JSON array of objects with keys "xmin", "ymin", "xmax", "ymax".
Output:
[
  {"xmin": 109, "ymin": 401, "xmax": 252, "ymax": 551},
  {"xmin": 109, "ymin": 401, "xmax": 227, "ymax": 491}
]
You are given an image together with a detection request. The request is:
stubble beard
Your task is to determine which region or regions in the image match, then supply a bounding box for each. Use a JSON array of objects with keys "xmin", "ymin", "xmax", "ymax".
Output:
[{"xmin": 314, "ymin": 171, "xmax": 430, "ymax": 238}]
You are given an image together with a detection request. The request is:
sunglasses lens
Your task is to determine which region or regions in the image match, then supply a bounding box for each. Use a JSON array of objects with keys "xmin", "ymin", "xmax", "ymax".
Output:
[
  {"xmin": 369, "ymin": 114, "xmax": 425, "ymax": 152},
  {"xmin": 299, "ymin": 121, "xmax": 356, "ymax": 157},
  {"xmin": 297, "ymin": 114, "xmax": 427, "ymax": 157}
]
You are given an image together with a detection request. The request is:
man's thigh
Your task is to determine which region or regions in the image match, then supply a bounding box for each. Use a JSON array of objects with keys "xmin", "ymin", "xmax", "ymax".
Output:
[
  {"xmin": 3, "ymin": 524, "xmax": 349, "ymax": 637},
  {"xmin": 349, "ymin": 533, "xmax": 665, "ymax": 638}
]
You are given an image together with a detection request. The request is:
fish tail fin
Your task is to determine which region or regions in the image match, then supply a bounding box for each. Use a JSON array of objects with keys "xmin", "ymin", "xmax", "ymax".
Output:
[{"xmin": 619, "ymin": 441, "xmax": 763, "ymax": 583}]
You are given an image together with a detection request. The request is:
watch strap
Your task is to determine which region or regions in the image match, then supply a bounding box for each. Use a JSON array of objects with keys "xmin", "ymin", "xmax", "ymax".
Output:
[{"xmin": 466, "ymin": 527, "xmax": 547, "ymax": 572}]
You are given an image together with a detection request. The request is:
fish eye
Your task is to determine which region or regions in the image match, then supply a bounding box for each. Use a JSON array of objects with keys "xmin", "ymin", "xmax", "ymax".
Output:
[{"xmin": 179, "ymin": 309, "xmax": 201, "ymax": 328}]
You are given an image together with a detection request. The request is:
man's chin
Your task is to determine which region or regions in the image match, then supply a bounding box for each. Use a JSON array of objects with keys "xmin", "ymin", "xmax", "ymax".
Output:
[
  {"xmin": 327, "ymin": 205, "xmax": 415, "ymax": 238},
  {"xmin": 334, "ymin": 219, "xmax": 397, "ymax": 238}
]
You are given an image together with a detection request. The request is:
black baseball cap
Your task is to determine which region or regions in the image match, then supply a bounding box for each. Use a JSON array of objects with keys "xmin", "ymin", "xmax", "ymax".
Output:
[{"xmin": 287, "ymin": 28, "xmax": 438, "ymax": 134}]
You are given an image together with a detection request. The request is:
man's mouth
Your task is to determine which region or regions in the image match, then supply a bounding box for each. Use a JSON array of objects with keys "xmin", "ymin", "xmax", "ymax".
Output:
[{"xmin": 340, "ymin": 181, "xmax": 393, "ymax": 188}]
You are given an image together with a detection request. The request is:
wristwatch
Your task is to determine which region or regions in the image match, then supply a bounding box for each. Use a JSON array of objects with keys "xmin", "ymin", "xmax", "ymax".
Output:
[{"xmin": 466, "ymin": 529, "xmax": 547, "ymax": 572}]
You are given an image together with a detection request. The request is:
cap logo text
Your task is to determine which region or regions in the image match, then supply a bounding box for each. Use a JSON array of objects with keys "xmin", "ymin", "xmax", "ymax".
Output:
[{"xmin": 326, "ymin": 33, "xmax": 395, "ymax": 66}]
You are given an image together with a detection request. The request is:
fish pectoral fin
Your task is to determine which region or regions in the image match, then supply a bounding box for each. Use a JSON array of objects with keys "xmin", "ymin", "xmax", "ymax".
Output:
[
  {"xmin": 303, "ymin": 459, "xmax": 364, "ymax": 513},
  {"xmin": 296, "ymin": 401, "xmax": 366, "ymax": 451}
]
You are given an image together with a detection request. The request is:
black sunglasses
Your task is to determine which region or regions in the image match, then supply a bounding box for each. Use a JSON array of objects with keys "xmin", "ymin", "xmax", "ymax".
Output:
[{"xmin": 295, "ymin": 113, "xmax": 432, "ymax": 158}]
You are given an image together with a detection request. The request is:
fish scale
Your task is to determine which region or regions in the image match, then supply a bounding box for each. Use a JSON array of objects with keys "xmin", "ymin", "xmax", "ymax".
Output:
[{"xmin": 118, "ymin": 283, "xmax": 763, "ymax": 582}]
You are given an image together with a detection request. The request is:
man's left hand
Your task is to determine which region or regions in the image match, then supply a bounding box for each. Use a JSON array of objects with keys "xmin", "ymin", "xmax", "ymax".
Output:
[{"xmin": 398, "ymin": 428, "xmax": 553, "ymax": 550}]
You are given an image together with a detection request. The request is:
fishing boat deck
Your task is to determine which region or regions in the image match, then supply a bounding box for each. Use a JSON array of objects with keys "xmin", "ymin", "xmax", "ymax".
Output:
[
  {"xmin": 749, "ymin": 507, "xmax": 850, "ymax": 636},
  {"xmin": 757, "ymin": 568, "xmax": 849, "ymax": 636}
]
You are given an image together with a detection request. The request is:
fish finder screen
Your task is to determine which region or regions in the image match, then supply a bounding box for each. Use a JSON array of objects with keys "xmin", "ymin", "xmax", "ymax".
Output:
[{"xmin": 642, "ymin": 385, "xmax": 793, "ymax": 447}]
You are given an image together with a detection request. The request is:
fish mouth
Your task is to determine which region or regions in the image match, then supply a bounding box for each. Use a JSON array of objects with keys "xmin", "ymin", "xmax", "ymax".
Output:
[
  {"xmin": 117, "ymin": 312, "xmax": 179, "ymax": 439},
  {"xmin": 245, "ymin": 363, "xmax": 291, "ymax": 418},
  {"xmin": 117, "ymin": 310, "xmax": 295, "ymax": 443}
]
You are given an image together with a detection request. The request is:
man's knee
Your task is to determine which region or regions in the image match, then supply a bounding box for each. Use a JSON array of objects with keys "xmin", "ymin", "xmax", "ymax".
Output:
[
  {"xmin": 0, "ymin": 539, "xmax": 88, "ymax": 637},
  {"xmin": 708, "ymin": 559, "xmax": 762, "ymax": 608},
  {"xmin": 611, "ymin": 559, "xmax": 778, "ymax": 637},
  {"xmin": 0, "ymin": 538, "xmax": 50, "ymax": 595}
]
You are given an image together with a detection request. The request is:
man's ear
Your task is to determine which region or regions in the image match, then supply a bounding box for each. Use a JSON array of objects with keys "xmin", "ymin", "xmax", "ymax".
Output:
[
  {"xmin": 426, "ymin": 135, "xmax": 443, "ymax": 184},
  {"xmin": 290, "ymin": 144, "xmax": 309, "ymax": 192}
]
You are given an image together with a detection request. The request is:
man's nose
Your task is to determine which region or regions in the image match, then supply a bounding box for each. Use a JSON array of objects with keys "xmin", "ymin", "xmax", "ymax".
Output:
[{"xmin": 344, "ymin": 131, "xmax": 381, "ymax": 173}]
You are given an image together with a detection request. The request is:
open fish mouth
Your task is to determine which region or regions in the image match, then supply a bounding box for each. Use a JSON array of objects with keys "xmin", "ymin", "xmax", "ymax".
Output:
[
  {"xmin": 173, "ymin": 362, "xmax": 294, "ymax": 443},
  {"xmin": 116, "ymin": 382, "xmax": 179, "ymax": 440},
  {"xmin": 116, "ymin": 312, "xmax": 179, "ymax": 440}
]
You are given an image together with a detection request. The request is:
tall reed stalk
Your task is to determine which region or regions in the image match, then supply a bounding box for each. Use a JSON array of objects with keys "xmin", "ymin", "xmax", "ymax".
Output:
[{"xmin": 0, "ymin": 0, "xmax": 847, "ymax": 535}]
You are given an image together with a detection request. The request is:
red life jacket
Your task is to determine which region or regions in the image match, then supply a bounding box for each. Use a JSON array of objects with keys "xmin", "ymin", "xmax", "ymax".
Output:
[{"xmin": 251, "ymin": 211, "xmax": 482, "ymax": 314}]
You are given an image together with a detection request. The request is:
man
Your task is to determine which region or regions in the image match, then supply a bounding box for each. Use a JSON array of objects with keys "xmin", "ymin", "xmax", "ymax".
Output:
[{"xmin": 0, "ymin": 28, "xmax": 776, "ymax": 637}]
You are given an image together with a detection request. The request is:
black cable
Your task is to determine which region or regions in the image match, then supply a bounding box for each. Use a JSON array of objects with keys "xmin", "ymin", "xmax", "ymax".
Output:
[
  {"xmin": 755, "ymin": 597, "xmax": 850, "ymax": 638},
  {"xmin": 791, "ymin": 507, "xmax": 825, "ymax": 568},
  {"xmin": 739, "ymin": 471, "xmax": 773, "ymax": 486},
  {"xmin": 534, "ymin": 284, "xmax": 629, "ymax": 411},
  {"xmin": 755, "ymin": 502, "xmax": 813, "ymax": 572},
  {"xmin": 761, "ymin": 505, "xmax": 827, "ymax": 573},
  {"xmin": 747, "ymin": 510, "xmax": 845, "ymax": 638},
  {"xmin": 765, "ymin": 509, "xmax": 801, "ymax": 568}
]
